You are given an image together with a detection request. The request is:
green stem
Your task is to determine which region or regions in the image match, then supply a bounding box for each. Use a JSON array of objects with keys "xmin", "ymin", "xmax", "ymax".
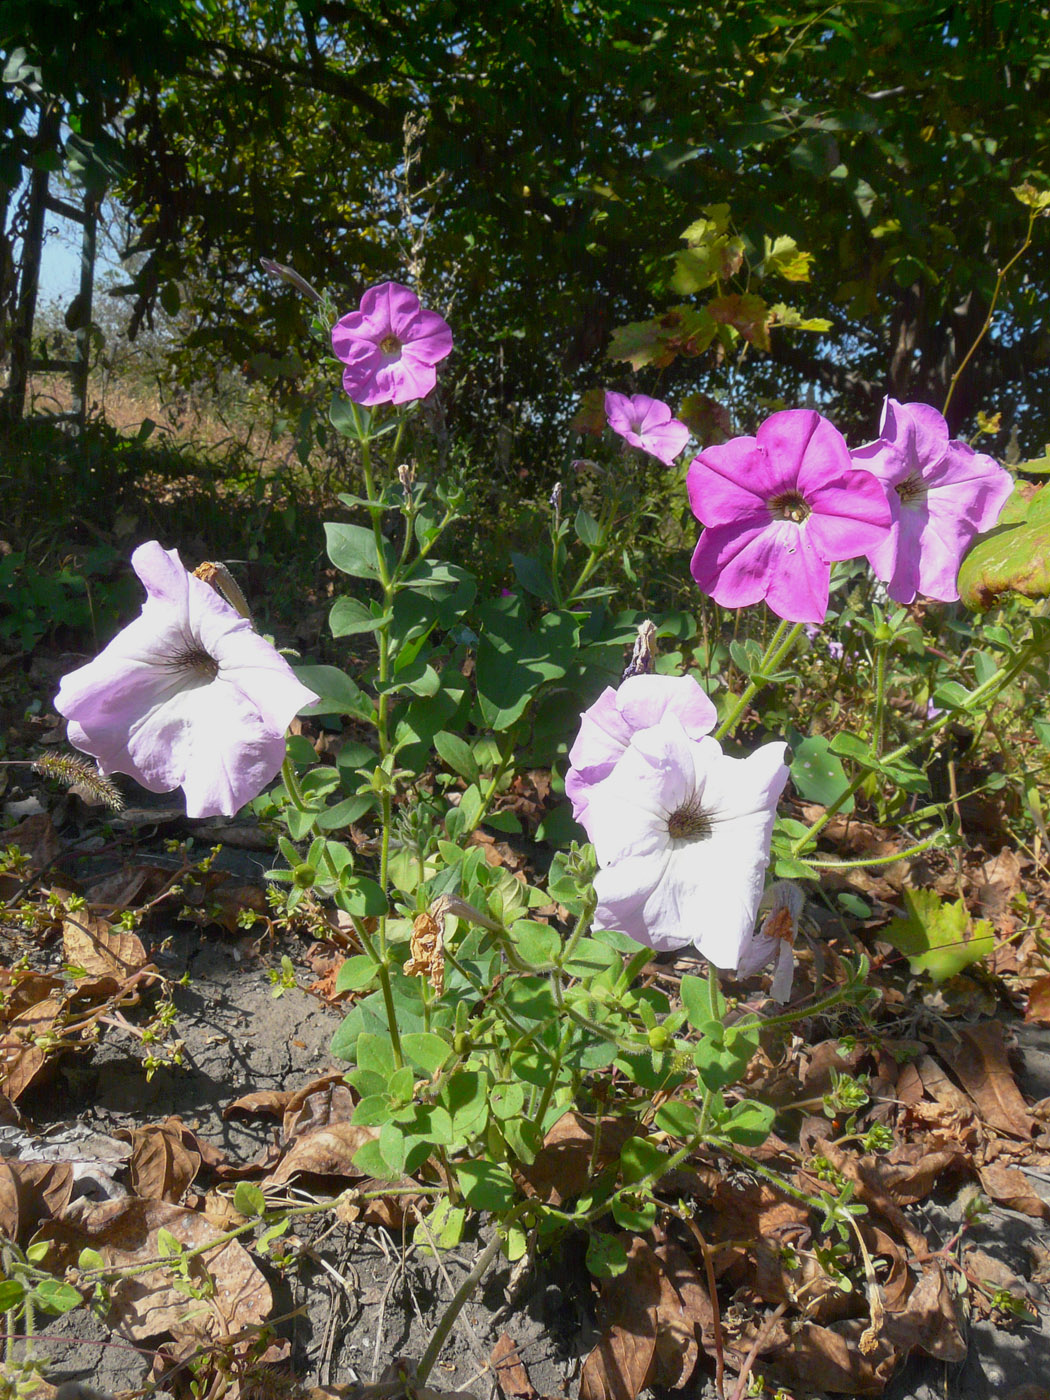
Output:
[
  {"xmin": 696, "ymin": 966, "xmax": 722, "ymax": 1136},
  {"xmin": 715, "ymin": 620, "xmax": 805, "ymax": 742},
  {"xmin": 558, "ymin": 887, "xmax": 599, "ymax": 971},
  {"xmin": 872, "ymin": 637, "xmax": 888, "ymax": 759},
  {"xmin": 791, "ymin": 636, "xmax": 1039, "ymax": 858},
  {"xmin": 281, "ymin": 753, "xmax": 309, "ymax": 812},
  {"xmin": 415, "ymin": 1201, "xmax": 532, "ymax": 1383}
]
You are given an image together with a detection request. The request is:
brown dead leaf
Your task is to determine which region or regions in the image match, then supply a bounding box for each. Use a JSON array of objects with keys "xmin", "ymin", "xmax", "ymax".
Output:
[
  {"xmin": 806, "ymin": 1143, "xmax": 928, "ymax": 1256},
  {"xmin": 263, "ymin": 1122, "xmax": 379, "ymax": 1186},
  {"xmin": 883, "ymin": 1260, "xmax": 967, "ymax": 1361},
  {"xmin": 1026, "ymin": 977, "xmax": 1050, "ymax": 1026},
  {"xmin": 880, "ymin": 1142, "xmax": 969, "ymax": 1204},
  {"xmin": 490, "ymin": 1333, "xmax": 536, "ymax": 1398},
  {"xmin": 282, "ymin": 1078, "xmax": 356, "ymax": 1139},
  {"xmin": 517, "ymin": 1112, "xmax": 637, "ymax": 1206},
  {"xmin": 61, "ymin": 911, "xmax": 147, "ymax": 980},
  {"xmin": 777, "ymin": 1318, "xmax": 896, "ymax": 1394},
  {"xmin": 222, "ymin": 1073, "xmax": 347, "ymax": 1131},
  {"xmin": 941, "ymin": 1023, "xmax": 1034, "ymax": 1138},
  {"xmin": 0, "ymin": 1159, "xmax": 74, "ymax": 1244},
  {"xmin": 647, "ymin": 1234, "xmax": 707, "ymax": 1387},
  {"xmin": 580, "ymin": 1235, "xmax": 660, "ymax": 1400},
  {"xmin": 37, "ymin": 1196, "xmax": 271, "ymax": 1344},
  {"xmin": 122, "ymin": 1121, "xmax": 202, "ymax": 1202},
  {"xmin": 2, "ymin": 814, "xmax": 59, "ymax": 881},
  {"xmin": 81, "ymin": 864, "xmax": 154, "ymax": 911},
  {"xmin": 0, "ymin": 997, "xmax": 63, "ymax": 1101},
  {"xmin": 977, "ymin": 1161, "xmax": 1050, "ymax": 1219}
]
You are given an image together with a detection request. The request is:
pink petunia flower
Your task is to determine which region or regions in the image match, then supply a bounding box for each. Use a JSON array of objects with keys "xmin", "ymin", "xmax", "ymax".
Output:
[
  {"xmin": 580, "ymin": 710, "xmax": 789, "ymax": 967},
  {"xmin": 332, "ymin": 282, "xmax": 452, "ymax": 406},
  {"xmin": 687, "ymin": 409, "xmax": 892, "ymax": 624},
  {"xmin": 566, "ymin": 674, "xmax": 717, "ymax": 829},
  {"xmin": 605, "ymin": 391, "xmax": 691, "ymax": 466},
  {"xmin": 850, "ymin": 399, "xmax": 1014, "ymax": 603},
  {"xmin": 55, "ymin": 543, "xmax": 318, "ymax": 819}
]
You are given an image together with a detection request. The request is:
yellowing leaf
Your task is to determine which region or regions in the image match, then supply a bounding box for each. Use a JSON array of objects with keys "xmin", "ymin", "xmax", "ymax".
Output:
[
  {"xmin": 882, "ymin": 888, "xmax": 994, "ymax": 982},
  {"xmin": 762, "ymin": 234, "xmax": 814, "ymax": 282}
]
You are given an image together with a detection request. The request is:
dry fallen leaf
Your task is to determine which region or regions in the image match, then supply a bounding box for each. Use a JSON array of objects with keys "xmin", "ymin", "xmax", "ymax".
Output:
[
  {"xmin": 977, "ymin": 1162, "xmax": 1050, "ymax": 1219},
  {"xmin": 938, "ymin": 1023, "xmax": 1033, "ymax": 1139},
  {"xmin": 0, "ymin": 1159, "xmax": 74, "ymax": 1245},
  {"xmin": 0, "ymin": 997, "xmax": 63, "ymax": 1101},
  {"xmin": 37, "ymin": 1196, "xmax": 272, "ymax": 1345},
  {"xmin": 518, "ymin": 1112, "xmax": 637, "ymax": 1207},
  {"xmin": 61, "ymin": 911, "xmax": 147, "ymax": 980},
  {"xmin": 263, "ymin": 1122, "xmax": 380, "ymax": 1186},
  {"xmin": 120, "ymin": 1120, "xmax": 202, "ymax": 1203},
  {"xmin": 489, "ymin": 1332, "xmax": 536, "ymax": 1398},
  {"xmin": 580, "ymin": 1235, "xmax": 660, "ymax": 1400}
]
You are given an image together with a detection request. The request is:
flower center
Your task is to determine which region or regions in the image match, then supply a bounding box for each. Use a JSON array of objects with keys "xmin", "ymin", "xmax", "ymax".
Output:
[
  {"xmin": 379, "ymin": 334, "xmax": 402, "ymax": 356},
  {"xmin": 769, "ymin": 490, "xmax": 811, "ymax": 525},
  {"xmin": 170, "ymin": 644, "xmax": 219, "ymax": 683},
  {"xmin": 667, "ymin": 794, "xmax": 713, "ymax": 842},
  {"xmin": 895, "ymin": 473, "xmax": 927, "ymax": 508}
]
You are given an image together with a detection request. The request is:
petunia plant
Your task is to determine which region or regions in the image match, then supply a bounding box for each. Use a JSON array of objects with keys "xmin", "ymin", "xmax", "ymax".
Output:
[{"xmin": 45, "ymin": 249, "xmax": 1050, "ymax": 1393}]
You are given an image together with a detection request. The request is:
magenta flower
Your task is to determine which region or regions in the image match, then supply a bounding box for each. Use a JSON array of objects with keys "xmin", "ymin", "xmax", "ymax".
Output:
[
  {"xmin": 605, "ymin": 391, "xmax": 690, "ymax": 466},
  {"xmin": 566, "ymin": 674, "xmax": 717, "ymax": 828},
  {"xmin": 55, "ymin": 543, "xmax": 318, "ymax": 819},
  {"xmin": 687, "ymin": 409, "xmax": 892, "ymax": 624},
  {"xmin": 850, "ymin": 399, "xmax": 1014, "ymax": 603},
  {"xmin": 332, "ymin": 282, "xmax": 452, "ymax": 406}
]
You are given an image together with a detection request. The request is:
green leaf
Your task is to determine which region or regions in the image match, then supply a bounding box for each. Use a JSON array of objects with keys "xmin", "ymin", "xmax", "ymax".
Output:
[
  {"xmin": 511, "ymin": 552, "xmax": 556, "ymax": 604},
  {"xmin": 719, "ymin": 1099, "xmax": 775, "ymax": 1147},
  {"xmin": 334, "ymin": 955, "xmax": 380, "ymax": 993},
  {"xmin": 958, "ymin": 481, "xmax": 1050, "ymax": 609},
  {"xmin": 611, "ymin": 1194, "xmax": 658, "ymax": 1231},
  {"xmin": 30, "ymin": 1279, "xmax": 82, "ymax": 1314},
  {"xmin": 654, "ymin": 1099, "xmax": 701, "ymax": 1138},
  {"xmin": 574, "ymin": 507, "xmax": 601, "ymax": 548},
  {"xmin": 790, "ymin": 735, "xmax": 855, "ymax": 811},
  {"xmin": 325, "ymin": 521, "xmax": 395, "ymax": 581},
  {"xmin": 489, "ymin": 1082, "xmax": 526, "ymax": 1119},
  {"xmin": 434, "ymin": 731, "xmax": 481, "ymax": 783},
  {"xmin": 336, "ymin": 877, "xmax": 388, "ymax": 917},
  {"xmin": 295, "ymin": 665, "xmax": 372, "ymax": 721},
  {"xmin": 330, "ymin": 596, "xmax": 388, "ymax": 636},
  {"xmin": 401, "ymin": 1031, "xmax": 451, "ymax": 1077},
  {"xmin": 882, "ymin": 888, "xmax": 994, "ymax": 982},
  {"xmin": 586, "ymin": 1232, "xmax": 628, "ymax": 1278},
  {"xmin": 680, "ymin": 972, "xmax": 724, "ymax": 1029},
  {"xmin": 513, "ymin": 920, "xmax": 561, "ymax": 968},
  {"xmin": 0, "ymin": 1279, "xmax": 24, "ymax": 1311},
  {"xmin": 234, "ymin": 1182, "xmax": 266, "ymax": 1217},
  {"xmin": 619, "ymin": 1136, "xmax": 667, "ymax": 1186},
  {"xmin": 455, "ymin": 1160, "xmax": 517, "ymax": 1210}
]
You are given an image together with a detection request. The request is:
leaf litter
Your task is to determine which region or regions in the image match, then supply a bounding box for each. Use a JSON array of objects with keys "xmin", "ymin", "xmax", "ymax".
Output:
[{"xmin": 0, "ymin": 778, "xmax": 1049, "ymax": 1398}]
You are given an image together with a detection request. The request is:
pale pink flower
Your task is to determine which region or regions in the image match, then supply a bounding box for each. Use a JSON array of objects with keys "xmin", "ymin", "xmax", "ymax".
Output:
[
  {"xmin": 566, "ymin": 674, "xmax": 717, "ymax": 828},
  {"xmin": 55, "ymin": 543, "xmax": 318, "ymax": 819},
  {"xmin": 851, "ymin": 399, "xmax": 1014, "ymax": 603},
  {"xmin": 605, "ymin": 391, "xmax": 690, "ymax": 465},
  {"xmin": 687, "ymin": 409, "xmax": 892, "ymax": 624},
  {"xmin": 332, "ymin": 282, "xmax": 452, "ymax": 406},
  {"xmin": 579, "ymin": 711, "xmax": 789, "ymax": 968}
]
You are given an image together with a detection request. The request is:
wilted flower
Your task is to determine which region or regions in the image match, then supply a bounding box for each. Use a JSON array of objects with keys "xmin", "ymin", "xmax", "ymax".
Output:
[
  {"xmin": 850, "ymin": 398, "xmax": 1014, "ymax": 603},
  {"xmin": 55, "ymin": 542, "xmax": 318, "ymax": 819},
  {"xmin": 736, "ymin": 880, "xmax": 805, "ymax": 1002},
  {"xmin": 687, "ymin": 409, "xmax": 892, "ymax": 624},
  {"xmin": 579, "ymin": 713, "xmax": 789, "ymax": 968},
  {"xmin": 566, "ymin": 674, "xmax": 717, "ymax": 828},
  {"xmin": 605, "ymin": 391, "xmax": 691, "ymax": 466},
  {"xmin": 332, "ymin": 282, "xmax": 452, "ymax": 406}
]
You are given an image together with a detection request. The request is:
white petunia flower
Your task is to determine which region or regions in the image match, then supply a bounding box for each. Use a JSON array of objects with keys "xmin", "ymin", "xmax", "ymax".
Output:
[{"xmin": 582, "ymin": 714, "xmax": 788, "ymax": 968}]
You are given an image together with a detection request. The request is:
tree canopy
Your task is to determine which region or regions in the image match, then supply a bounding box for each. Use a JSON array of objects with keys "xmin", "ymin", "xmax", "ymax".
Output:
[{"xmin": 5, "ymin": 1, "xmax": 1050, "ymax": 465}]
